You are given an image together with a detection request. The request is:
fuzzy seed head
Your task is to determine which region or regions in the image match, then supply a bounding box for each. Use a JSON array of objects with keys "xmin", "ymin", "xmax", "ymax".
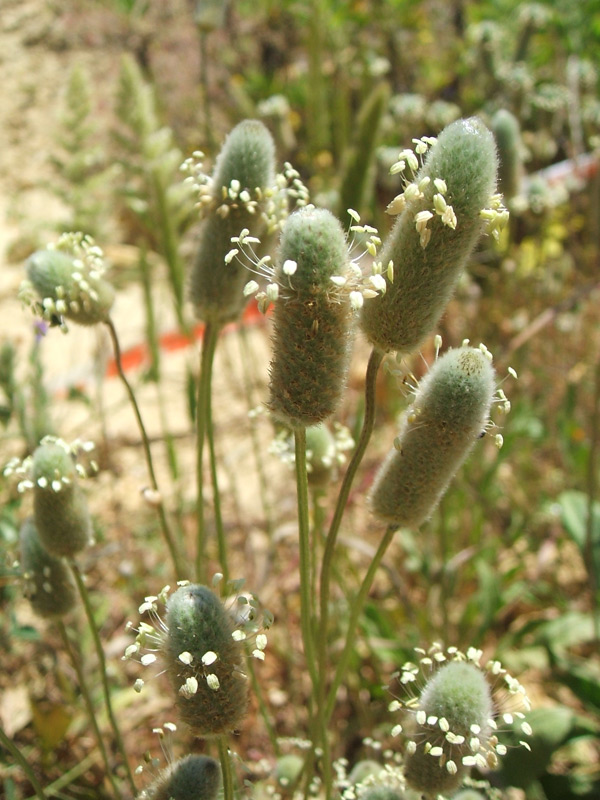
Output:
[
  {"xmin": 164, "ymin": 584, "xmax": 249, "ymax": 736},
  {"xmin": 32, "ymin": 440, "xmax": 92, "ymax": 557},
  {"xmin": 140, "ymin": 754, "xmax": 221, "ymax": 800},
  {"xmin": 189, "ymin": 120, "xmax": 276, "ymax": 325},
  {"xmin": 361, "ymin": 117, "xmax": 498, "ymax": 355},
  {"xmin": 369, "ymin": 346, "xmax": 495, "ymax": 528},
  {"xmin": 24, "ymin": 236, "xmax": 114, "ymax": 328},
  {"xmin": 268, "ymin": 207, "xmax": 354, "ymax": 428},
  {"xmin": 19, "ymin": 517, "xmax": 77, "ymax": 618}
]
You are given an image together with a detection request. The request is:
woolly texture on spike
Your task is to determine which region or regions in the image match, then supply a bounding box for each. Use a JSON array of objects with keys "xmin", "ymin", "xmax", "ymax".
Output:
[
  {"xmin": 164, "ymin": 584, "xmax": 249, "ymax": 737},
  {"xmin": 404, "ymin": 662, "xmax": 493, "ymax": 795},
  {"xmin": 32, "ymin": 442, "xmax": 92, "ymax": 557},
  {"xmin": 369, "ymin": 347, "xmax": 495, "ymax": 528},
  {"xmin": 361, "ymin": 117, "xmax": 497, "ymax": 354},
  {"xmin": 268, "ymin": 207, "xmax": 353, "ymax": 428},
  {"xmin": 19, "ymin": 517, "xmax": 77, "ymax": 618},
  {"xmin": 141, "ymin": 754, "xmax": 221, "ymax": 800},
  {"xmin": 26, "ymin": 248, "xmax": 114, "ymax": 326},
  {"xmin": 189, "ymin": 120, "xmax": 276, "ymax": 325}
]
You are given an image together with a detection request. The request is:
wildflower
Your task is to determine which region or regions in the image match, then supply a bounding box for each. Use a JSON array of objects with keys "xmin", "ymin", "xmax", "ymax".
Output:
[{"xmin": 389, "ymin": 644, "xmax": 531, "ymax": 796}]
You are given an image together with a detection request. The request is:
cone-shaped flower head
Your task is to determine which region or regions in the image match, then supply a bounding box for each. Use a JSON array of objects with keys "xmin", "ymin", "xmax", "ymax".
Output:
[
  {"xmin": 19, "ymin": 517, "xmax": 77, "ymax": 618},
  {"xmin": 369, "ymin": 345, "xmax": 495, "ymax": 529},
  {"xmin": 189, "ymin": 119, "xmax": 276, "ymax": 325},
  {"xmin": 164, "ymin": 584, "xmax": 250, "ymax": 736},
  {"xmin": 23, "ymin": 234, "xmax": 114, "ymax": 328},
  {"xmin": 390, "ymin": 644, "xmax": 532, "ymax": 798},
  {"xmin": 32, "ymin": 438, "xmax": 92, "ymax": 557},
  {"xmin": 361, "ymin": 118, "xmax": 499, "ymax": 355},
  {"xmin": 140, "ymin": 754, "xmax": 221, "ymax": 800},
  {"xmin": 268, "ymin": 206, "xmax": 354, "ymax": 428}
]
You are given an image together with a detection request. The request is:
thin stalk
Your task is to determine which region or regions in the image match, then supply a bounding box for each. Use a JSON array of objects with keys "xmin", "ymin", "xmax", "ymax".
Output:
[
  {"xmin": 217, "ymin": 736, "xmax": 234, "ymax": 800},
  {"xmin": 105, "ymin": 317, "xmax": 184, "ymax": 579},
  {"xmin": 325, "ymin": 524, "xmax": 397, "ymax": 722},
  {"xmin": 56, "ymin": 622, "xmax": 120, "ymax": 800},
  {"xmin": 317, "ymin": 348, "xmax": 382, "ymax": 707},
  {"xmin": 69, "ymin": 561, "xmax": 137, "ymax": 796},
  {"xmin": 207, "ymin": 398, "xmax": 229, "ymax": 583},
  {"xmin": 24, "ymin": 752, "xmax": 98, "ymax": 800},
  {"xmin": 0, "ymin": 725, "xmax": 47, "ymax": 800},
  {"xmin": 294, "ymin": 428, "xmax": 330, "ymax": 797},
  {"xmin": 196, "ymin": 320, "xmax": 220, "ymax": 583}
]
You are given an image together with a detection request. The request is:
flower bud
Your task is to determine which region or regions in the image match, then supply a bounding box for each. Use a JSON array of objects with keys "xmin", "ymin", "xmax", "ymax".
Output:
[
  {"xmin": 189, "ymin": 120, "xmax": 276, "ymax": 325},
  {"xmin": 164, "ymin": 584, "xmax": 249, "ymax": 737},
  {"xmin": 369, "ymin": 347, "xmax": 495, "ymax": 528},
  {"xmin": 19, "ymin": 517, "xmax": 77, "ymax": 618},
  {"xmin": 141, "ymin": 754, "xmax": 221, "ymax": 800},
  {"xmin": 361, "ymin": 118, "xmax": 497, "ymax": 355},
  {"xmin": 26, "ymin": 245, "xmax": 114, "ymax": 326},
  {"xmin": 32, "ymin": 440, "xmax": 92, "ymax": 557},
  {"xmin": 268, "ymin": 207, "xmax": 354, "ymax": 428}
]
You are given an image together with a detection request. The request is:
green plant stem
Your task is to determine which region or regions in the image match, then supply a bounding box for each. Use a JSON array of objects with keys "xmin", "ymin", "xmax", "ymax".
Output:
[
  {"xmin": 325, "ymin": 524, "xmax": 397, "ymax": 723},
  {"xmin": 196, "ymin": 320, "xmax": 220, "ymax": 583},
  {"xmin": 217, "ymin": 736, "xmax": 234, "ymax": 800},
  {"xmin": 294, "ymin": 428, "xmax": 329, "ymax": 797},
  {"xmin": 207, "ymin": 395, "xmax": 229, "ymax": 584},
  {"xmin": 0, "ymin": 725, "xmax": 47, "ymax": 800},
  {"xmin": 105, "ymin": 317, "xmax": 184, "ymax": 579},
  {"xmin": 56, "ymin": 621, "xmax": 120, "ymax": 800},
  {"xmin": 69, "ymin": 560, "xmax": 137, "ymax": 796},
  {"xmin": 317, "ymin": 348, "xmax": 383, "ymax": 703}
]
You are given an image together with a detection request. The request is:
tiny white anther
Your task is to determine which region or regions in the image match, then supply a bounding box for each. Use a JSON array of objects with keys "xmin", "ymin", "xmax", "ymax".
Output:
[
  {"xmin": 256, "ymin": 634, "xmax": 267, "ymax": 650},
  {"xmin": 133, "ymin": 678, "xmax": 144, "ymax": 693},
  {"xmin": 243, "ymin": 280, "xmax": 259, "ymax": 297},
  {"xmin": 51, "ymin": 480, "xmax": 62, "ymax": 492},
  {"xmin": 350, "ymin": 291, "xmax": 364, "ymax": 310},
  {"xmin": 141, "ymin": 654, "xmax": 157, "ymax": 666},
  {"xmin": 202, "ymin": 651, "xmax": 218, "ymax": 666},
  {"xmin": 416, "ymin": 710, "xmax": 426, "ymax": 725},
  {"xmin": 429, "ymin": 746, "xmax": 444, "ymax": 758},
  {"xmin": 391, "ymin": 724, "xmax": 403, "ymax": 737},
  {"xmin": 439, "ymin": 718, "xmax": 449, "ymax": 732},
  {"xmin": 347, "ymin": 209, "xmax": 360, "ymax": 223},
  {"xmin": 521, "ymin": 722, "xmax": 533, "ymax": 736},
  {"xmin": 446, "ymin": 760, "xmax": 458, "ymax": 775},
  {"xmin": 508, "ymin": 366, "xmax": 518, "ymax": 379},
  {"xmin": 252, "ymin": 649, "xmax": 265, "ymax": 660},
  {"xmin": 180, "ymin": 677, "xmax": 198, "ymax": 697},
  {"xmin": 224, "ymin": 248, "xmax": 239, "ymax": 264},
  {"xmin": 232, "ymin": 629, "xmax": 247, "ymax": 641},
  {"xmin": 282, "ymin": 259, "xmax": 297, "ymax": 276},
  {"xmin": 330, "ymin": 275, "xmax": 346, "ymax": 287},
  {"xmin": 179, "ymin": 652, "xmax": 193, "ymax": 665},
  {"xmin": 206, "ymin": 674, "xmax": 220, "ymax": 691},
  {"xmin": 369, "ymin": 274, "xmax": 387, "ymax": 293},
  {"xmin": 266, "ymin": 283, "xmax": 279, "ymax": 302},
  {"xmin": 406, "ymin": 741, "xmax": 417, "ymax": 755}
]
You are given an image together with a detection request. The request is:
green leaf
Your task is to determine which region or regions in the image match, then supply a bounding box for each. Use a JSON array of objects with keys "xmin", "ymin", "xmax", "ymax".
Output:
[
  {"xmin": 557, "ymin": 490, "xmax": 600, "ymax": 585},
  {"xmin": 555, "ymin": 657, "xmax": 600, "ymax": 713}
]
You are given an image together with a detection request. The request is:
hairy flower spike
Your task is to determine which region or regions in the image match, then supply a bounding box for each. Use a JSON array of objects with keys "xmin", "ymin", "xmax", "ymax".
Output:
[
  {"xmin": 369, "ymin": 346, "xmax": 495, "ymax": 528},
  {"xmin": 268, "ymin": 207, "xmax": 355, "ymax": 428},
  {"xmin": 22, "ymin": 234, "xmax": 114, "ymax": 329},
  {"xmin": 19, "ymin": 517, "xmax": 77, "ymax": 618},
  {"xmin": 391, "ymin": 644, "xmax": 531, "ymax": 797},
  {"xmin": 188, "ymin": 120, "xmax": 276, "ymax": 326},
  {"xmin": 362, "ymin": 117, "xmax": 498, "ymax": 355},
  {"xmin": 163, "ymin": 584, "xmax": 249, "ymax": 736},
  {"xmin": 140, "ymin": 754, "xmax": 221, "ymax": 800},
  {"xmin": 31, "ymin": 437, "xmax": 93, "ymax": 557}
]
